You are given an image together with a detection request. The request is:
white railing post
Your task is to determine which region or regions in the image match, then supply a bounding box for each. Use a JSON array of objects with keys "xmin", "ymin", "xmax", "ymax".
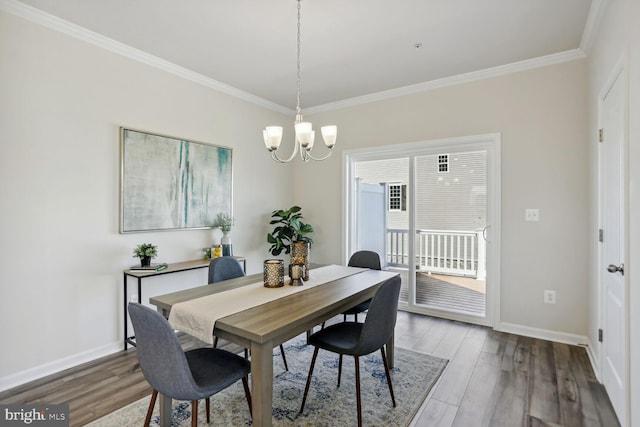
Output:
[
  {"xmin": 387, "ymin": 228, "xmax": 483, "ymax": 278},
  {"xmin": 476, "ymin": 229, "xmax": 486, "ymax": 280}
]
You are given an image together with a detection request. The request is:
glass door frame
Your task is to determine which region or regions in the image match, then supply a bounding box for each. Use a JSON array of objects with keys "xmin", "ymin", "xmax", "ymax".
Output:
[{"xmin": 343, "ymin": 133, "xmax": 501, "ymax": 327}]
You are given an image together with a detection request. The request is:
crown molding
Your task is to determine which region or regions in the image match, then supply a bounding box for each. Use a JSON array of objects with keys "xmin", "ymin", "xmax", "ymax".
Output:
[
  {"xmin": 579, "ymin": 0, "xmax": 608, "ymax": 54},
  {"xmin": 0, "ymin": 0, "xmax": 294, "ymax": 115},
  {"xmin": 305, "ymin": 49, "xmax": 587, "ymax": 114},
  {"xmin": 3, "ymin": 0, "xmax": 590, "ymax": 116}
]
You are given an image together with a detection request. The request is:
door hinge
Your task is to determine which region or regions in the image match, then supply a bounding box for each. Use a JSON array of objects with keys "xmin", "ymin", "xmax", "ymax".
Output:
[
  {"xmin": 599, "ymin": 228, "xmax": 604, "ymax": 242},
  {"xmin": 598, "ymin": 328, "xmax": 603, "ymax": 342},
  {"xmin": 599, "ymin": 128, "xmax": 604, "ymax": 143}
]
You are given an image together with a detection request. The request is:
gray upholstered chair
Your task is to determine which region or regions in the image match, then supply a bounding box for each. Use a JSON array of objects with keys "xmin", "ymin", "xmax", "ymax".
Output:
[
  {"xmin": 343, "ymin": 250, "xmax": 382, "ymax": 321},
  {"xmin": 128, "ymin": 303, "xmax": 252, "ymax": 427},
  {"xmin": 207, "ymin": 256, "xmax": 245, "ymax": 283},
  {"xmin": 300, "ymin": 275, "xmax": 401, "ymax": 427},
  {"xmin": 208, "ymin": 257, "xmax": 289, "ymax": 371}
]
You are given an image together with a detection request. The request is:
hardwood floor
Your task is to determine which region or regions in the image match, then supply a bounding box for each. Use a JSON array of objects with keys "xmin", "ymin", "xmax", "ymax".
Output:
[
  {"xmin": 0, "ymin": 312, "xmax": 619, "ymax": 427},
  {"xmin": 398, "ymin": 313, "xmax": 620, "ymax": 427}
]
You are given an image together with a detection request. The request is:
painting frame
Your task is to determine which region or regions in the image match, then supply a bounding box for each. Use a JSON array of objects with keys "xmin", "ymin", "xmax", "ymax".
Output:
[{"xmin": 119, "ymin": 127, "xmax": 233, "ymax": 233}]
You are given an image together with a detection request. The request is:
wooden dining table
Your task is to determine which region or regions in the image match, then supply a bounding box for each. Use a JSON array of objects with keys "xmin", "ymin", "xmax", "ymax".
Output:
[{"xmin": 149, "ymin": 264, "xmax": 399, "ymax": 427}]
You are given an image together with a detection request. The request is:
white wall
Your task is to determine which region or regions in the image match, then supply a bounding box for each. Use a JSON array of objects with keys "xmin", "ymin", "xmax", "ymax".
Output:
[
  {"xmin": 301, "ymin": 59, "xmax": 590, "ymax": 338},
  {"xmin": 0, "ymin": 11, "xmax": 295, "ymax": 388},
  {"xmin": 587, "ymin": 0, "xmax": 640, "ymax": 425}
]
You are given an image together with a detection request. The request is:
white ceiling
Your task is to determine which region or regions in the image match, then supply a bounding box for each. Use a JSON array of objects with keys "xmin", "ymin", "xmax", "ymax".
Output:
[{"xmin": 14, "ymin": 0, "xmax": 594, "ymax": 112}]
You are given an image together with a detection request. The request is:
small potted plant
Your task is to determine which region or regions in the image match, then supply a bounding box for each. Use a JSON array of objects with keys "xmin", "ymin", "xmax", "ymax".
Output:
[
  {"xmin": 214, "ymin": 212, "xmax": 235, "ymax": 256},
  {"xmin": 133, "ymin": 243, "xmax": 158, "ymax": 267},
  {"xmin": 214, "ymin": 212, "xmax": 235, "ymax": 232}
]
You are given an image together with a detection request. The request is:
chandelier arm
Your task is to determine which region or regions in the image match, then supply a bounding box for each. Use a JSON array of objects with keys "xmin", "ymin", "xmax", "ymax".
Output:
[
  {"xmin": 304, "ymin": 149, "xmax": 334, "ymax": 162},
  {"xmin": 270, "ymin": 141, "xmax": 300, "ymax": 163}
]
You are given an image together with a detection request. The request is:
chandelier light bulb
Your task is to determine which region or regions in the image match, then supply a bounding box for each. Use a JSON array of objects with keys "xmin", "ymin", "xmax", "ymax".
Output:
[
  {"xmin": 263, "ymin": 126, "xmax": 283, "ymax": 151},
  {"xmin": 321, "ymin": 126, "xmax": 337, "ymax": 148}
]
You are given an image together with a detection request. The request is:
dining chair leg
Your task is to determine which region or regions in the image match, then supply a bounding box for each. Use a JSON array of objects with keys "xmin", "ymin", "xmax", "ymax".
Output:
[
  {"xmin": 206, "ymin": 397, "xmax": 211, "ymax": 423},
  {"xmin": 344, "ymin": 314, "xmax": 347, "ymax": 322},
  {"xmin": 244, "ymin": 348, "xmax": 249, "ymax": 359},
  {"xmin": 279, "ymin": 344, "xmax": 289, "ymax": 371},
  {"xmin": 242, "ymin": 376, "xmax": 252, "ymax": 417},
  {"xmin": 337, "ymin": 354, "xmax": 343, "ymax": 387},
  {"xmin": 143, "ymin": 389, "xmax": 158, "ymax": 427},
  {"xmin": 213, "ymin": 336, "xmax": 219, "ymax": 348},
  {"xmin": 300, "ymin": 347, "xmax": 320, "ymax": 414},
  {"xmin": 354, "ymin": 356, "xmax": 362, "ymax": 427},
  {"xmin": 191, "ymin": 400, "xmax": 198, "ymax": 427},
  {"xmin": 380, "ymin": 346, "xmax": 396, "ymax": 407}
]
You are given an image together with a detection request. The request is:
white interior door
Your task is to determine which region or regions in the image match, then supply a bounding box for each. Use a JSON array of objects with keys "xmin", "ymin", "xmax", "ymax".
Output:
[{"xmin": 600, "ymin": 64, "xmax": 628, "ymax": 427}]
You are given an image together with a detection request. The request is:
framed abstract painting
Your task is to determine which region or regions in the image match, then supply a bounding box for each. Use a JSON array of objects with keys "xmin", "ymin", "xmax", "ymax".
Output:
[{"xmin": 120, "ymin": 127, "xmax": 232, "ymax": 233}]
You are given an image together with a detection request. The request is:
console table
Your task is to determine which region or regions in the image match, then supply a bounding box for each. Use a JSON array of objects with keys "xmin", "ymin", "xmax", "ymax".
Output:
[{"xmin": 123, "ymin": 256, "xmax": 246, "ymax": 349}]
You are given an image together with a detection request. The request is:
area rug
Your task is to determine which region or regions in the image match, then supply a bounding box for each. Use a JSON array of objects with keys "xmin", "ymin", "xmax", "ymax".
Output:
[{"xmin": 88, "ymin": 337, "xmax": 447, "ymax": 426}]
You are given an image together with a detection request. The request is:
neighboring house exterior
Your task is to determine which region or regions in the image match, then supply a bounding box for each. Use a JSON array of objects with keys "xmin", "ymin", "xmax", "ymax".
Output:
[
  {"xmin": 354, "ymin": 151, "xmax": 487, "ymax": 278},
  {"xmin": 354, "ymin": 151, "xmax": 487, "ymax": 232}
]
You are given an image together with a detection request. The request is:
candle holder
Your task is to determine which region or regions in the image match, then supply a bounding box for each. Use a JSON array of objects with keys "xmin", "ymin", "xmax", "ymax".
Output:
[
  {"xmin": 263, "ymin": 259, "xmax": 284, "ymax": 288},
  {"xmin": 290, "ymin": 241, "xmax": 310, "ymax": 280},
  {"xmin": 288, "ymin": 263, "xmax": 305, "ymax": 286}
]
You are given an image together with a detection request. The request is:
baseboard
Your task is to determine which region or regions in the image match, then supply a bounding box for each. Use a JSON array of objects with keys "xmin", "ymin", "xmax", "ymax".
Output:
[
  {"xmin": 0, "ymin": 342, "xmax": 122, "ymax": 393},
  {"xmin": 496, "ymin": 321, "xmax": 589, "ymax": 347},
  {"xmin": 584, "ymin": 337, "xmax": 601, "ymax": 382}
]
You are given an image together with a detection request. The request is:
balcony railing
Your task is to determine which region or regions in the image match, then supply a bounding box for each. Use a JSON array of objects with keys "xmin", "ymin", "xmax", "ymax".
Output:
[{"xmin": 387, "ymin": 228, "xmax": 486, "ymax": 279}]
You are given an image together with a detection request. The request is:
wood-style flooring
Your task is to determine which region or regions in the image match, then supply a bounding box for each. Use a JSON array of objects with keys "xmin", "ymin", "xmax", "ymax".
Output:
[{"xmin": 0, "ymin": 312, "xmax": 620, "ymax": 427}]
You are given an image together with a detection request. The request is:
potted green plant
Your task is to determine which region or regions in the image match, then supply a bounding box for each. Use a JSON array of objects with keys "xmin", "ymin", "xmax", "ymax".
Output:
[
  {"xmin": 267, "ymin": 206, "xmax": 313, "ymax": 256},
  {"xmin": 214, "ymin": 212, "xmax": 235, "ymax": 256},
  {"xmin": 133, "ymin": 243, "xmax": 158, "ymax": 267}
]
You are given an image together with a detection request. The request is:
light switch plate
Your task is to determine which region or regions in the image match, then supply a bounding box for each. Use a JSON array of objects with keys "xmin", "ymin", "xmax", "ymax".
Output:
[{"xmin": 525, "ymin": 208, "xmax": 539, "ymax": 222}]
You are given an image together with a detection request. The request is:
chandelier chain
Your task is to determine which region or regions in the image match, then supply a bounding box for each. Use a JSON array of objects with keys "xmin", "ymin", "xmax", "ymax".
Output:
[{"xmin": 296, "ymin": 0, "xmax": 302, "ymax": 116}]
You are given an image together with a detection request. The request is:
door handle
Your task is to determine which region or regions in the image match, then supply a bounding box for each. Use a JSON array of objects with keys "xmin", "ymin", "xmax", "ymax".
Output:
[
  {"xmin": 607, "ymin": 263, "xmax": 624, "ymax": 275},
  {"xmin": 482, "ymin": 225, "xmax": 490, "ymax": 242}
]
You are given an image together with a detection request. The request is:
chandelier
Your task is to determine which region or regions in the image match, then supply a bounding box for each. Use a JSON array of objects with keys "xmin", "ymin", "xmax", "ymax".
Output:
[{"xmin": 263, "ymin": 0, "xmax": 337, "ymax": 163}]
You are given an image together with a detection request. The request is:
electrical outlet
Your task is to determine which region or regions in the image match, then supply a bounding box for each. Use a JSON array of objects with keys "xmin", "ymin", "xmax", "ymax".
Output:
[
  {"xmin": 544, "ymin": 290, "xmax": 556, "ymax": 304},
  {"xmin": 129, "ymin": 294, "xmax": 139, "ymax": 303},
  {"xmin": 525, "ymin": 208, "xmax": 540, "ymax": 222}
]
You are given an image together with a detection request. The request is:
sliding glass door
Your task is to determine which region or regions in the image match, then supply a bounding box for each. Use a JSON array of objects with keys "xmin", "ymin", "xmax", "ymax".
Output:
[{"xmin": 345, "ymin": 135, "xmax": 500, "ymax": 326}]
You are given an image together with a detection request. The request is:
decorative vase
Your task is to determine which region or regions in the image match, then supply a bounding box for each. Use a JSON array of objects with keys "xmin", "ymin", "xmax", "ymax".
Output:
[
  {"xmin": 290, "ymin": 241, "xmax": 310, "ymax": 280},
  {"xmin": 141, "ymin": 256, "xmax": 151, "ymax": 267},
  {"xmin": 221, "ymin": 230, "xmax": 233, "ymax": 256}
]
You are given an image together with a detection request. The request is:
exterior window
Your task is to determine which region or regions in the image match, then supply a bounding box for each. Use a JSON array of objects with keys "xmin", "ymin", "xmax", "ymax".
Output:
[
  {"xmin": 438, "ymin": 154, "xmax": 449, "ymax": 173},
  {"xmin": 388, "ymin": 183, "xmax": 407, "ymax": 212}
]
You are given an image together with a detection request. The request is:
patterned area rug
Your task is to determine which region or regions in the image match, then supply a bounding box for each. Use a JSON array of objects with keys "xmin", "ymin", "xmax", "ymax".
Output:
[{"xmin": 88, "ymin": 337, "xmax": 447, "ymax": 426}]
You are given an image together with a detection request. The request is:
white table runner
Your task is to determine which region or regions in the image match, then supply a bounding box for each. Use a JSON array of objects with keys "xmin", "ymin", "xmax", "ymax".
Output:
[{"xmin": 168, "ymin": 264, "xmax": 365, "ymax": 344}]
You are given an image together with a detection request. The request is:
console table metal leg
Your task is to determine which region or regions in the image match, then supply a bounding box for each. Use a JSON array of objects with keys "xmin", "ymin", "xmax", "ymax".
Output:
[{"xmin": 123, "ymin": 273, "xmax": 128, "ymax": 350}]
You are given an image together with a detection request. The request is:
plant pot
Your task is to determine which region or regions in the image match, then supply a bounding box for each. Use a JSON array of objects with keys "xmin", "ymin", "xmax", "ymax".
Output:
[{"xmin": 141, "ymin": 256, "xmax": 151, "ymax": 267}]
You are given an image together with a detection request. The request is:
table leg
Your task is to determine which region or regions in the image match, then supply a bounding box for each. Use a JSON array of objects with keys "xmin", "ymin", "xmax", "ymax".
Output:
[
  {"xmin": 158, "ymin": 393, "xmax": 172, "ymax": 427},
  {"xmin": 250, "ymin": 340, "xmax": 274, "ymax": 427},
  {"xmin": 386, "ymin": 331, "xmax": 395, "ymax": 369}
]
